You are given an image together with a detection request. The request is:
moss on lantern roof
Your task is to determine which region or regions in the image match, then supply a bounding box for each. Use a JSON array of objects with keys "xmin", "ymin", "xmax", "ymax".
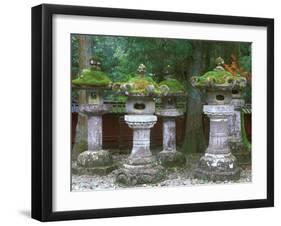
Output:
[
  {"xmin": 72, "ymin": 68, "xmax": 111, "ymax": 88},
  {"xmin": 126, "ymin": 76, "xmax": 161, "ymax": 95},
  {"xmin": 196, "ymin": 70, "xmax": 234, "ymax": 85},
  {"xmin": 159, "ymin": 78, "xmax": 186, "ymax": 94},
  {"xmin": 128, "ymin": 76, "xmax": 155, "ymax": 89},
  {"xmin": 113, "ymin": 75, "xmax": 161, "ymax": 96},
  {"xmin": 191, "ymin": 57, "xmax": 247, "ymax": 90},
  {"xmin": 191, "ymin": 68, "xmax": 247, "ymax": 90}
]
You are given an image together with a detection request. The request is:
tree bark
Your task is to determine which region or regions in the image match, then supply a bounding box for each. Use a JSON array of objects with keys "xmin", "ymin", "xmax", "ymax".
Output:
[
  {"xmin": 72, "ymin": 35, "xmax": 93, "ymax": 159},
  {"xmin": 181, "ymin": 41, "xmax": 207, "ymax": 154}
]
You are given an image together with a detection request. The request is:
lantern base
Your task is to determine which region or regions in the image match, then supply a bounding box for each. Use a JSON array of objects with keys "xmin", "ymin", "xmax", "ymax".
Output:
[
  {"xmin": 230, "ymin": 141, "xmax": 251, "ymax": 167},
  {"xmin": 116, "ymin": 162, "xmax": 165, "ymax": 186},
  {"xmin": 72, "ymin": 163, "xmax": 117, "ymax": 176},
  {"xmin": 229, "ymin": 140, "xmax": 244, "ymax": 152},
  {"xmin": 194, "ymin": 153, "xmax": 241, "ymax": 181},
  {"xmin": 73, "ymin": 150, "xmax": 116, "ymax": 175},
  {"xmin": 157, "ymin": 150, "xmax": 186, "ymax": 168}
]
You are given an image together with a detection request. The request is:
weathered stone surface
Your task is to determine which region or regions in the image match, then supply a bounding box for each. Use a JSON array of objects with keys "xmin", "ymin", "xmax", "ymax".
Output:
[
  {"xmin": 231, "ymin": 98, "xmax": 245, "ymax": 108},
  {"xmin": 229, "ymin": 97, "xmax": 248, "ymax": 167},
  {"xmin": 203, "ymin": 104, "xmax": 234, "ymax": 116},
  {"xmin": 87, "ymin": 115, "xmax": 102, "ymax": 151},
  {"xmin": 72, "ymin": 163, "xmax": 117, "ymax": 176},
  {"xmin": 125, "ymin": 115, "xmax": 157, "ymax": 128},
  {"xmin": 72, "ymin": 153, "xmax": 252, "ymax": 191},
  {"xmin": 77, "ymin": 150, "xmax": 114, "ymax": 167},
  {"xmin": 125, "ymin": 96, "xmax": 155, "ymax": 115},
  {"xmin": 195, "ymin": 104, "xmax": 241, "ymax": 181},
  {"xmin": 156, "ymin": 96, "xmax": 186, "ymax": 168},
  {"xmin": 116, "ymin": 162, "xmax": 165, "ymax": 186},
  {"xmin": 157, "ymin": 108, "xmax": 183, "ymax": 117},
  {"xmin": 194, "ymin": 153, "xmax": 240, "ymax": 181},
  {"xmin": 79, "ymin": 103, "xmax": 111, "ymax": 115},
  {"xmin": 229, "ymin": 99, "xmax": 244, "ymax": 138},
  {"xmin": 157, "ymin": 151, "xmax": 186, "ymax": 168},
  {"xmin": 231, "ymin": 143, "xmax": 251, "ymax": 167},
  {"xmin": 125, "ymin": 115, "xmax": 157, "ymax": 165},
  {"xmin": 117, "ymin": 112, "xmax": 165, "ymax": 185},
  {"xmin": 229, "ymin": 141, "xmax": 244, "ymax": 152},
  {"xmin": 162, "ymin": 118, "xmax": 176, "ymax": 151},
  {"xmin": 229, "ymin": 98, "xmax": 245, "ymax": 152},
  {"xmin": 74, "ymin": 150, "xmax": 116, "ymax": 175},
  {"xmin": 206, "ymin": 90, "xmax": 232, "ymax": 105}
]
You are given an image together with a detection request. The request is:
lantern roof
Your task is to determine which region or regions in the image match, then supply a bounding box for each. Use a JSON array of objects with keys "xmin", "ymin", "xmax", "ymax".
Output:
[
  {"xmin": 72, "ymin": 56, "xmax": 111, "ymax": 88},
  {"xmin": 114, "ymin": 64, "xmax": 161, "ymax": 96},
  {"xmin": 191, "ymin": 57, "xmax": 247, "ymax": 91},
  {"xmin": 159, "ymin": 65, "xmax": 187, "ymax": 96}
]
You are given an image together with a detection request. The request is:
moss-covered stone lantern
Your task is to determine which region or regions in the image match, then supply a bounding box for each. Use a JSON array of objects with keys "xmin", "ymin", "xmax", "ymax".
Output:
[
  {"xmin": 156, "ymin": 65, "xmax": 187, "ymax": 168},
  {"xmin": 115, "ymin": 64, "xmax": 164, "ymax": 186},
  {"xmin": 191, "ymin": 57, "xmax": 246, "ymax": 181},
  {"xmin": 72, "ymin": 57, "xmax": 116, "ymax": 175}
]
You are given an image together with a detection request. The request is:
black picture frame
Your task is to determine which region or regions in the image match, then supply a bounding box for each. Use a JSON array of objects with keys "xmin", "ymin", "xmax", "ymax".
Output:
[{"xmin": 32, "ymin": 3, "xmax": 274, "ymax": 222}]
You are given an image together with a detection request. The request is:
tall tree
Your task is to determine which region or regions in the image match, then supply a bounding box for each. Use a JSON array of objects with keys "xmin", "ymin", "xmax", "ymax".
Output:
[
  {"xmin": 72, "ymin": 35, "xmax": 93, "ymax": 159},
  {"xmin": 181, "ymin": 41, "xmax": 207, "ymax": 154}
]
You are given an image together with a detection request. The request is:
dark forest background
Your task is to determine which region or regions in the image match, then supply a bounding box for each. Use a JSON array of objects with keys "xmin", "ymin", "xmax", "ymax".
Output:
[{"xmin": 71, "ymin": 34, "xmax": 251, "ymax": 155}]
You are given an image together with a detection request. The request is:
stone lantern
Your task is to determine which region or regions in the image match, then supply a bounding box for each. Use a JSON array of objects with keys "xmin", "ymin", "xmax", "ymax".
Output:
[
  {"xmin": 115, "ymin": 64, "xmax": 165, "ymax": 185},
  {"xmin": 156, "ymin": 65, "xmax": 187, "ymax": 167},
  {"xmin": 229, "ymin": 88, "xmax": 246, "ymax": 151},
  {"xmin": 72, "ymin": 57, "xmax": 116, "ymax": 175},
  {"xmin": 191, "ymin": 57, "xmax": 247, "ymax": 181}
]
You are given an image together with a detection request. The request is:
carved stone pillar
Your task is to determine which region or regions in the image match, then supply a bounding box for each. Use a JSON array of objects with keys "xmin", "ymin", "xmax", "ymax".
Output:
[
  {"xmin": 116, "ymin": 112, "xmax": 164, "ymax": 186},
  {"xmin": 73, "ymin": 90, "xmax": 116, "ymax": 175},
  {"xmin": 194, "ymin": 105, "xmax": 240, "ymax": 181},
  {"xmin": 156, "ymin": 97, "xmax": 186, "ymax": 167},
  {"xmin": 229, "ymin": 95, "xmax": 245, "ymax": 151}
]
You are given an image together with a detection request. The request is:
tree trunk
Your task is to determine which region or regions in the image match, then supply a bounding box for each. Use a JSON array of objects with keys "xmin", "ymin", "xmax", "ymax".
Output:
[
  {"xmin": 181, "ymin": 41, "xmax": 207, "ymax": 154},
  {"xmin": 72, "ymin": 35, "xmax": 93, "ymax": 160}
]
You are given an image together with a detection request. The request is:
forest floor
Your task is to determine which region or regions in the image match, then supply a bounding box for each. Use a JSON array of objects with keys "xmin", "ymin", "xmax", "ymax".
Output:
[{"xmin": 71, "ymin": 153, "xmax": 251, "ymax": 192}]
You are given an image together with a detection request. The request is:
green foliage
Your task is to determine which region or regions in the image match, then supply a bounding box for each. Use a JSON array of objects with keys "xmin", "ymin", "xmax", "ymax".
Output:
[
  {"xmin": 72, "ymin": 69, "xmax": 111, "ymax": 87},
  {"xmin": 71, "ymin": 35, "xmax": 80, "ymax": 77},
  {"xmin": 238, "ymin": 42, "xmax": 252, "ymax": 73},
  {"xmin": 239, "ymin": 56, "xmax": 251, "ymax": 72},
  {"xmin": 122, "ymin": 38, "xmax": 193, "ymax": 81},
  {"xmin": 110, "ymin": 71, "xmax": 133, "ymax": 83},
  {"xmin": 104, "ymin": 90, "xmax": 127, "ymax": 102}
]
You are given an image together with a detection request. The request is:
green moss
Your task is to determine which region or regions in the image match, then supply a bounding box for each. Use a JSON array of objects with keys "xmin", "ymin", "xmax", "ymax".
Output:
[
  {"xmin": 196, "ymin": 70, "xmax": 234, "ymax": 85},
  {"xmin": 72, "ymin": 69, "xmax": 111, "ymax": 87},
  {"xmin": 126, "ymin": 76, "xmax": 160, "ymax": 95},
  {"xmin": 192, "ymin": 69, "xmax": 246, "ymax": 89},
  {"xmin": 159, "ymin": 78, "xmax": 186, "ymax": 94}
]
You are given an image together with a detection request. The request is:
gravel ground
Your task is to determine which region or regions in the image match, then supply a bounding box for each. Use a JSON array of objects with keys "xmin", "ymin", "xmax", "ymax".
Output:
[{"xmin": 72, "ymin": 153, "xmax": 251, "ymax": 192}]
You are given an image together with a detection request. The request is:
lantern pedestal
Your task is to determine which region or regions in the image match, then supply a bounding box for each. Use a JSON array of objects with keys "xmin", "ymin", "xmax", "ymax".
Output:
[
  {"xmin": 194, "ymin": 105, "xmax": 240, "ymax": 181},
  {"xmin": 157, "ymin": 107, "xmax": 186, "ymax": 168},
  {"xmin": 229, "ymin": 98, "xmax": 245, "ymax": 151},
  {"xmin": 116, "ymin": 115, "xmax": 165, "ymax": 185},
  {"xmin": 229, "ymin": 98, "xmax": 251, "ymax": 165},
  {"xmin": 73, "ymin": 103, "xmax": 116, "ymax": 175}
]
